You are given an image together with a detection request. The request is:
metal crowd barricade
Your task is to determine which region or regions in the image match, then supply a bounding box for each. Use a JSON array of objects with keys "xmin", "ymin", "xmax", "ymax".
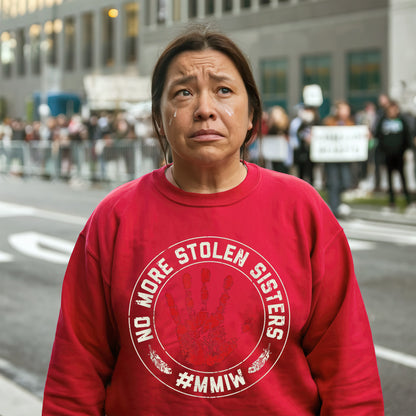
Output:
[{"xmin": 0, "ymin": 138, "xmax": 162, "ymax": 183}]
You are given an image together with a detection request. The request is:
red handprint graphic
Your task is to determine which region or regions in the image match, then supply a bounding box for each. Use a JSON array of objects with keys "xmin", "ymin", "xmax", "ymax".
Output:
[{"xmin": 165, "ymin": 268, "xmax": 236, "ymax": 367}]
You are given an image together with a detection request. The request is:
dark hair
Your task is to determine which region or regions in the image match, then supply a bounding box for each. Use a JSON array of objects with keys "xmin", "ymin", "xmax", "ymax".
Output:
[{"xmin": 151, "ymin": 25, "xmax": 262, "ymax": 159}]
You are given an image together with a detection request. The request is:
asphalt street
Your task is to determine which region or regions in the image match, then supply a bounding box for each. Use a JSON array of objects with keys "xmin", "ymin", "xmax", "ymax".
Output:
[{"xmin": 0, "ymin": 175, "xmax": 415, "ymax": 416}]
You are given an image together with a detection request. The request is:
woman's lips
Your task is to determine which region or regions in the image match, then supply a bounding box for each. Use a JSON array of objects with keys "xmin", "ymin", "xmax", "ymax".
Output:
[{"xmin": 190, "ymin": 129, "xmax": 224, "ymax": 141}]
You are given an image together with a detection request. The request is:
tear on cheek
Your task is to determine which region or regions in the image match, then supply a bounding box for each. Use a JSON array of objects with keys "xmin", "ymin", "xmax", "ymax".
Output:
[{"xmin": 168, "ymin": 110, "xmax": 177, "ymax": 126}]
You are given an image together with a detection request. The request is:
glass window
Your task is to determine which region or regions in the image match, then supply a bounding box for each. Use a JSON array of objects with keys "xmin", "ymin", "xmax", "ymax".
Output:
[
  {"xmin": 206, "ymin": 0, "xmax": 215, "ymax": 15},
  {"xmin": 29, "ymin": 24, "xmax": 41, "ymax": 75},
  {"xmin": 1, "ymin": 31, "xmax": 15, "ymax": 78},
  {"xmin": 157, "ymin": 0, "xmax": 166, "ymax": 24},
  {"xmin": 18, "ymin": 0, "xmax": 26, "ymax": 15},
  {"xmin": 173, "ymin": 0, "xmax": 181, "ymax": 21},
  {"xmin": 189, "ymin": 0, "xmax": 197, "ymax": 18},
  {"xmin": 64, "ymin": 17, "xmax": 75, "ymax": 71},
  {"xmin": 102, "ymin": 8, "xmax": 115, "ymax": 67},
  {"xmin": 28, "ymin": 0, "xmax": 37, "ymax": 13},
  {"xmin": 82, "ymin": 13, "xmax": 93, "ymax": 69},
  {"xmin": 44, "ymin": 20, "xmax": 58, "ymax": 65},
  {"xmin": 125, "ymin": 3, "xmax": 138, "ymax": 63},
  {"xmin": 223, "ymin": 0, "xmax": 233, "ymax": 12},
  {"xmin": 301, "ymin": 54, "xmax": 331, "ymax": 116},
  {"xmin": 347, "ymin": 50, "xmax": 381, "ymax": 111},
  {"xmin": 16, "ymin": 28, "xmax": 26, "ymax": 76},
  {"xmin": 260, "ymin": 0, "xmax": 270, "ymax": 5},
  {"xmin": 241, "ymin": 0, "xmax": 251, "ymax": 8},
  {"xmin": 260, "ymin": 58, "xmax": 288, "ymax": 110},
  {"xmin": 1, "ymin": 0, "xmax": 11, "ymax": 18}
]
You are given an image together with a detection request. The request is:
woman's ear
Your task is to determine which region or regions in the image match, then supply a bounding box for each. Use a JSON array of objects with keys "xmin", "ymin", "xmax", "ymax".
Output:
[
  {"xmin": 247, "ymin": 109, "xmax": 254, "ymax": 131},
  {"xmin": 155, "ymin": 116, "xmax": 164, "ymax": 136}
]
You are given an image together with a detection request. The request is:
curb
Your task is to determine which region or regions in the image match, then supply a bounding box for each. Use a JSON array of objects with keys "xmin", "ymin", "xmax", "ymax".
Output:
[{"xmin": 349, "ymin": 206, "xmax": 416, "ymax": 226}]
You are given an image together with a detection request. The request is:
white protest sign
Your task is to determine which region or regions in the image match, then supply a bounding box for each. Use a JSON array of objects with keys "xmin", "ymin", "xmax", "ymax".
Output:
[
  {"xmin": 303, "ymin": 84, "xmax": 323, "ymax": 107},
  {"xmin": 310, "ymin": 126, "xmax": 369, "ymax": 162},
  {"xmin": 261, "ymin": 135, "xmax": 289, "ymax": 162}
]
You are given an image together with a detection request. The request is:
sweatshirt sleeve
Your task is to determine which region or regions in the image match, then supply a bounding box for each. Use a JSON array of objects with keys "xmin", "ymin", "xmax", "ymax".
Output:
[
  {"xmin": 302, "ymin": 229, "xmax": 384, "ymax": 415},
  {"xmin": 42, "ymin": 230, "xmax": 118, "ymax": 416}
]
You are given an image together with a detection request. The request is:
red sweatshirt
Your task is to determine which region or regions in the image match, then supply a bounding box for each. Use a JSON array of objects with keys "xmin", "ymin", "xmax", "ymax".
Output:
[{"xmin": 43, "ymin": 162, "xmax": 384, "ymax": 415}]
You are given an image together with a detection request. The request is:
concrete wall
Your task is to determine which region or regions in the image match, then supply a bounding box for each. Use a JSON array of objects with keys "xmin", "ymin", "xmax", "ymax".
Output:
[{"xmin": 389, "ymin": 0, "xmax": 416, "ymax": 114}]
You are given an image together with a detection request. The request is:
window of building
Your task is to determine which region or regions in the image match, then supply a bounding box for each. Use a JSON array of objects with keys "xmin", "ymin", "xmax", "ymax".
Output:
[
  {"xmin": 1, "ymin": 31, "xmax": 15, "ymax": 78},
  {"xmin": 241, "ymin": 0, "xmax": 251, "ymax": 8},
  {"xmin": 157, "ymin": 0, "xmax": 166, "ymax": 24},
  {"xmin": 29, "ymin": 24, "xmax": 41, "ymax": 75},
  {"xmin": 18, "ymin": 0, "xmax": 26, "ymax": 15},
  {"xmin": 125, "ymin": 3, "xmax": 138, "ymax": 63},
  {"xmin": 260, "ymin": 0, "xmax": 271, "ymax": 5},
  {"xmin": 206, "ymin": 0, "xmax": 215, "ymax": 15},
  {"xmin": 82, "ymin": 13, "xmax": 93, "ymax": 69},
  {"xmin": 301, "ymin": 54, "xmax": 331, "ymax": 116},
  {"xmin": 189, "ymin": 0, "xmax": 197, "ymax": 18},
  {"xmin": 223, "ymin": 0, "xmax": 233, "ymax": 12},
  {"xmin": 173, "ymin": 0, "xmax": 181, "ymax": 21},
  {"xmin": 260, "ymin": 57, "xmax": 288, "ymax": 110},
  {"xmin": 16, "ymin": 28, "xmax": 26, "ymax": 76},
  {"xmin": 347, "ymin": 50, "xmax": 381, "ymax": 111},
  {"xmin": 1, "ymin": 0, "xmax": 10, "ymax": 18},
  {"xmin": 102, "ymin": 8, "xmax": 115, "ymax": 67},
  {"xmin": 28, "ymin": 0, "xmax": 37, "ymax": 13},
  {"xmin": 64, "ymin": 17, "xmax": 75, "ymax": 71},
  {"xmin": 44, "ymin": 20, "xmax": 58, "ymax": 66}
]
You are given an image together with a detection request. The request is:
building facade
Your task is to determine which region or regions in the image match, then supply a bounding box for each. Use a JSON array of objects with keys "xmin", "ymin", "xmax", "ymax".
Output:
[{"xmin": 0, "ymin": 0, "xmax": 415, "ymax": 119}]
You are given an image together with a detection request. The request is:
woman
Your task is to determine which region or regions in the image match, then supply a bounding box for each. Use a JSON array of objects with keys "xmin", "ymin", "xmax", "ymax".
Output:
[
  {"xmin": 322, "ymin": 100, "xmax": 355, "ymax": 217},
  {"xmin": 43, "ymin": 27, "xmax": 383, "ymax": 415}
]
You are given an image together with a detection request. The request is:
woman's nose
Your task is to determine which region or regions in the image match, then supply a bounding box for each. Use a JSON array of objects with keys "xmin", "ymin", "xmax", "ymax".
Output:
[{"xmin": 193, "ymin": 92, "xmax": 216, "ymax": 120}]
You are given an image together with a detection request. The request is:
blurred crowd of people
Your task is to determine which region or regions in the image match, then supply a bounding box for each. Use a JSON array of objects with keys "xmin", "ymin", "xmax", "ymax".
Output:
[
  {"xmin": 0, "ymin": 109, "xmax": 157, "ymax": 181},
  {"xmin": 1, "ymin": 94, "xmax": 416, "ymax": 215},
  {"xmin": 250, "ymin": 94, "xmax": 416, "ymax": 216}
]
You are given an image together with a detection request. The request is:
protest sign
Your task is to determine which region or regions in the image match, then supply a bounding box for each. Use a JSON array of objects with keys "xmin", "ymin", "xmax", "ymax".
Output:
[
  {"xmin": 310, "ymin": 126, "xmax": 369, "ymax": 162},
  {"xmin": 261, "ymin": 135, "xmax": 289, "ymax": 162}
]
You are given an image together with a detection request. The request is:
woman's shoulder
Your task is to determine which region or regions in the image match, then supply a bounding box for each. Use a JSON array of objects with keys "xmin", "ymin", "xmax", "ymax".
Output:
[
  {"xmin": 252, "ymin": 163, "xmax": 339, "ymax": 229},
  {"xmin": 90, "ymin": 170, "xmax": 157, "ymax": 219},
  {"xmin": 254, "ymin": 163, "xmax": 318, "ymax": 196}
]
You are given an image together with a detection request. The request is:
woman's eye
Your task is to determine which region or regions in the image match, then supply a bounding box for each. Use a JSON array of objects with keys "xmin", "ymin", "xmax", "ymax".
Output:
[
  {"xmin": 176, "ymin": 89, "xmax": 191, "ymax": 97},
  {"xmin": 218, "ymin": 87, "xmax": 232, "ymax": 95}
]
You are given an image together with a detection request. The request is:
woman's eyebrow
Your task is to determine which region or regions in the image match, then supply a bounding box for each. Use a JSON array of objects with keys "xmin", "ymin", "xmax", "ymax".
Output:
[
  {"xmin": 169, "ymin": 73, "xmax": 234, "ymax": 89},
  {"xmin": 208, "ymin": 73, "xmax": 234, "ymax": 83},
  {"xmin": 169, "ymin": 75, "xmax": 196, "ymax": 89}
]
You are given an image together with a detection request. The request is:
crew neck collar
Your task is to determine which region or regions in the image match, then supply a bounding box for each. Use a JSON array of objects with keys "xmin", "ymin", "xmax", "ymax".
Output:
[{"xmin": 152, "ymin": 162, "xmax": 260, "ymax": 207}]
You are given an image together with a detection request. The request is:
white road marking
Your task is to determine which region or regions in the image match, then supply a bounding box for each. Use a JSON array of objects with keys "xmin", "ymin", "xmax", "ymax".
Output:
[
  {"xmin": 0, "ymin": 250, "xmax": 14, "ymax": 263},
  {"xmin": 341, "ymin": 219, "xmax": 416, "ymax": 245},
  {"xmin": 8, "ymin": 232, "xmax": 73, "ymax": 264},
  {"xmin": 375, "ymin": 344, "xmax": 416, "ymax": 369},
  {"xmin": 0, "ymin": 201, "xmax": 86, "ymax": 225},
  {"xmin": 347, "ymin": 239, "xmax": 376, "ymax": 251}
]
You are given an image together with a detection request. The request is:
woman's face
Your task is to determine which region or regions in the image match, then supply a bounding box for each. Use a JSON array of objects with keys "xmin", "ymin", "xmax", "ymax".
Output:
[{"xmin": 159, "ymin": 49, "xmax": 253, "ymax": 167}]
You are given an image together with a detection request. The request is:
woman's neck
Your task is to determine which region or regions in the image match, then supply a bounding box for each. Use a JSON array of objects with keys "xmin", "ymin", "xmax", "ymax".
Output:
[{"xmin": 166, "ymin": 158, "xmax": 247, "ymax": 194}]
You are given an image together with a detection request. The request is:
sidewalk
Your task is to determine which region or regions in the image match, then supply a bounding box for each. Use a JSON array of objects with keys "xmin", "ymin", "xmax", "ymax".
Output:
[
  {"xmin": 344, "ymin": 189, "xmax": 416, "ymax": 226},
  {"xmin": 0, "ymin": 374, "xmax": 42, "ymax": 416}
]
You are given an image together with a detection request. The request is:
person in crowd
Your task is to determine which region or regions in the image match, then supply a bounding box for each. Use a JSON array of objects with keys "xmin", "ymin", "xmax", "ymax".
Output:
[
  {"xmin": 265, "ymin": 105, "xmax": 290, "ymax": 173},
  {"xmin": 355, "ymin": 101, "xmax": 377, "ymax": 186},
  {"xmin": 322, "ymin": 100, "xmax": 355, "ymax": 217},
  {"xmin": 373, "ymin": 94, "xmax": 391, "ymax": 191},
  {"xmin": 374, "ymin": 100, "xmax": 412, "ymax": 207},
  {"xmin": 42, "ymin": 26, "xmax": 383, "ymax": 415},
  {"xmin": 294, "ymin": 105, "xmax": 320, "ymax": 185}
]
